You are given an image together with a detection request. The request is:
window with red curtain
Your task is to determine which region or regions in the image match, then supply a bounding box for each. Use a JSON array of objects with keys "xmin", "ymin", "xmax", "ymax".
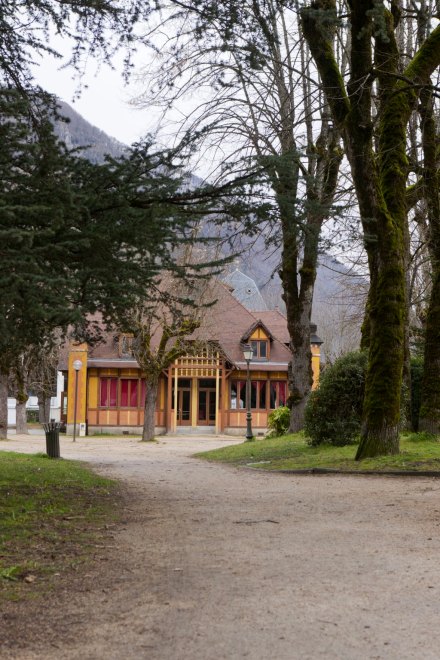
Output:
[
  {"xmin": 120, "ymin": 379, "xmax": 129, "ymax": 407},
  {"xmin": 130, "ymin": 380, "xmax": 138, "ymax": 407},
  {"xmin": 118, "ymin": 379, "xmax": 141, "ymax": 407},
  {"xmin": 278, "ymin": 381, "xmax": 287, "ymax": 406},
  {"xmin": 100, "ymin": 378, "xmax": 109, "ymax": 407},
  {"xmin": 100, "ymin": 378, "xmax": 118, "ymax": 408},
  {"xmin": 230, "ymin": 380, "xmax": 268, "ymax": 409},
  {"xmin": 109, "ymin": 378, "xmax": 117, "ymax": 407},
  {"xmin": 270, "ymin": 381, "xmax": 288, "ymax": 409},
  {"xmin": 258, "ymin": 381, "xmax": 267, "ymax": 409},
  {"xmin": 238, "ymin": 381, "xmax": 246, "ymax": 408}
]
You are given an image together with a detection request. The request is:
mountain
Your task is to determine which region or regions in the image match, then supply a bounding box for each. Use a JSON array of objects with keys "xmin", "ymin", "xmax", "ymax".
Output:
[
  {"xmin": 54, "ymin": 101, "xmax": 127, "ymax": 163},
  {"xmin": 55, "ymin": 101, "xmax": 364, "ymax": 359}
]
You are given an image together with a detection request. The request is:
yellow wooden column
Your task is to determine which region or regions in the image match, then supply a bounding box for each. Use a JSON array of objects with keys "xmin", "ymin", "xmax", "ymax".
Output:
[
  {"xmin": 166, "ymin": 368, "xmax": 172, "ymax": 432},
  {"xmin": 67, "ymin": 343, "xmax": 88, "ymax": 431},
  {"xmin": 173, "ymin": 362, "xmax": 178, "ymax": 432},
  {"xmin": 191, "ymin": 377, "xmax": 198, "ymax": 427},
  {"xmin": 215, "ymin": 353, "xmax": 220, "ymax": 434},
  {"xmin": 311, "ymin": 344, "xmax": 321, "ymax": 389},
  {"xmin": 220, "ymin": 359, "xmax": 227, "ymax": 432}
]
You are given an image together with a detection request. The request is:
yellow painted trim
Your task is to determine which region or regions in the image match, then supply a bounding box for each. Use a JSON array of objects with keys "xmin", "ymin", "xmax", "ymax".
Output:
[
  {"xmin": 88, "ymin": 375, "xmax": 98, "ymax": 409},
  {"xmin": 67, "ymin": 344, "xmax": 88, "ymax": 425},
  {"xmin": 173, "ymin": 363, "xmax": 178, "ymax": 432},
  {"xmin": 191, "ymin": 378, "xmax": 197, "ymax": 427},
  {"xmin": 312, "ymin": 354, "xmax": 320, "ymax": 389},
  {"xmin": 250, "ymin": 328, "xmax": 268, "ymax": 340},
  {"xmin": 215, "ymin": 352, "xmax": 220, "ymax": 434}
]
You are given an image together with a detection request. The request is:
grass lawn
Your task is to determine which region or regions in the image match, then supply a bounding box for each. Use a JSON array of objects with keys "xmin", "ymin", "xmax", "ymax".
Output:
[
  {"xmin": 196, "ymin": 431, "xmax": 440, "ymax": 473},
  {"xmin": 0, "ymin": 451, "xmax": 119, "ymax": 602}
]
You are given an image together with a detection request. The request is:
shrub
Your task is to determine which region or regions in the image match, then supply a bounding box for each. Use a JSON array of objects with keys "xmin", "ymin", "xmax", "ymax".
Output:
[
  {"xmin": 304, "ymin": 351, "xmax": 368, "ymax": 446},
  {"xmin": 26, "ymin": 409, "xmax": 39, "ymax": 423},
  {"xmin": 267, "ymin": 406, "xmax": 290, "ymax": 437}
]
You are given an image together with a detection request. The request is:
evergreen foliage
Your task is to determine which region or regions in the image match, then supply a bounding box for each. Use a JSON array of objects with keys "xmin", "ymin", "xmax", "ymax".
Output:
[
  {"xmin": 0, "ymin": 0, "xmax": 152, "ymax": 91},
  {"xmin": 0, "ymin": 88, "xmax": 200, "ymax": 367},
  {"xmin": 304, "ymin": 352, "xmax": 368, "ymax": 446}
]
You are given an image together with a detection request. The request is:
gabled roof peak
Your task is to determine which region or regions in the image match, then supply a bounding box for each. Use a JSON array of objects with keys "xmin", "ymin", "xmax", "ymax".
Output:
[{"xmin": 241, "ymin": 319, "xmax": 274, "ymax": 343}]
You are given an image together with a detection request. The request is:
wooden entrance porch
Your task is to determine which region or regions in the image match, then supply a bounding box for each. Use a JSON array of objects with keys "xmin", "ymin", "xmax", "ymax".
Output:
[{"xmin": 165, "ymin": 348, "xmax": 230, "ymax": 434}]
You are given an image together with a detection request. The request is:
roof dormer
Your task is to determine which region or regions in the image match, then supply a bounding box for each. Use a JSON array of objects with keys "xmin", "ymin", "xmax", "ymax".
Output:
[{"xmin": 241, "ymin": 320, "xmax": 273, "ymax": 360}]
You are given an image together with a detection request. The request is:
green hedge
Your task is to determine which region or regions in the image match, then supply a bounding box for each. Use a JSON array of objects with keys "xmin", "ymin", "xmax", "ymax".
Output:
[{"xmin": 304, "ymin": 351, "xmax": 367, "ymax": 446}]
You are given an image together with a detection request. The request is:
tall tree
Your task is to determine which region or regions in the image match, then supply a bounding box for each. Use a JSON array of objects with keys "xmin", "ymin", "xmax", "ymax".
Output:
[
  {"xmin": 418, "ymin": 82, "xmax": 440, "ymax": 433},
  {"xmin": 135, "ymin": 0, "xmax": 343, "ymax": 430},
  {"xmin": 302, "ymin": 0, "xmax": 440, "ymax": 457}
]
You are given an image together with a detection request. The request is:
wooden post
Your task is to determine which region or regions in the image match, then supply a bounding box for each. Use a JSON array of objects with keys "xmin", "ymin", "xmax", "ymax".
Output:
[
  {"xmin": 220, "ymin": 359, "xmax": 227, "ymax": 432},
  {"xmin": 173, "ymin": 361, "xmax": 178, "ymax": 432},
  {"xmin": 215, "ymin": 352, "xmax": 220, "ymax": 434},
  {"xmin": 191, "ymin": 377, "xmax": 197, "ymax": 427},
  {"xmin": 166, "ymin": 368, "xmax": 172, "ymax": 432}
]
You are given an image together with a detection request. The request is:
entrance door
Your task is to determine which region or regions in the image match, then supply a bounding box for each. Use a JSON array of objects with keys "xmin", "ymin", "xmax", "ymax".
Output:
[
  {"xmin": 177, "ymin": 387, "xmax": 191, "ymax": 425},
  {"xmin": 171, "ymin": 378, "xmax": 192, "ymax": 426},
  {"xmin": 198, "ymin": 379, "xmax": 217, "ymax": 426}
]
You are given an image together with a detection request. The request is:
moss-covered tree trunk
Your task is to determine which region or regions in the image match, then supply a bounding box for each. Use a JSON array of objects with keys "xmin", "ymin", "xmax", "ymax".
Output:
[
  {"xmin": 356, "ymin": 207, "xmax": 405, "ymax": 458},
  {"xmin": 142, "ymin": 378, "xmax": 158, "ymax": 441},
  {"xmin": 419, "ymin": 270, "xmax": 440, "ymax": 433},
  {"xmin": 417, "ymin": 85, "xmax": 440, "ymax": 434},
  {"xmin": 302, "ymin": 0, "xmax": 440, "ymax": 458},
  {"xmin": 355, "ymin": 13, "xmax": 407, "ymax": 458},
  {"xmin": 0, "ymin": 371, "xmax": 8, "ymax": 440}
]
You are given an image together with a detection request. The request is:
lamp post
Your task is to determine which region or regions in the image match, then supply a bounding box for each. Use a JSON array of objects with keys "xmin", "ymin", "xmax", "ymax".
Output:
[
  {"xmin": 243, "ymin": 344, "xmax": 254, "ymax": 441},
  {"xmin": 72, "ymin": 359, "xmax": 82, "ymax": 443}
]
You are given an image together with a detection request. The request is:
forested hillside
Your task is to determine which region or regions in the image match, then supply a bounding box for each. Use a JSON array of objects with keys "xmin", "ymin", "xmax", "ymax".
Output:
[{"xmin": 54, "ymin": 101, "xmax": 127, "ymax": 163}]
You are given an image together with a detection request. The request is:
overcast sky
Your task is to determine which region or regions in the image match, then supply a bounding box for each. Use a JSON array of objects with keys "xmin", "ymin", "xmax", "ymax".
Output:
[{"xmin": 33, "ymin": 43, "xmax": 154, "ymax": 147}]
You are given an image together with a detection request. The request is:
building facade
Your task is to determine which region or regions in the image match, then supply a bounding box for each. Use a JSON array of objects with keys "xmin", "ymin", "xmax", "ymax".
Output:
[{"xmin": 62, "ymin": 282, "xmax": 322, "ymax": 436}]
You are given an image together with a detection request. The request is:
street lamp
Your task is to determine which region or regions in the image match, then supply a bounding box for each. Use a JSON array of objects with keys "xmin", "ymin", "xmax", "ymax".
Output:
[
  {"xmin": 243, "ymin": 344, "xmax": 254, "ymax": 441},
  {"xmin": 72, "ymin": 359, "xmax": 82, "ymax": 443}
]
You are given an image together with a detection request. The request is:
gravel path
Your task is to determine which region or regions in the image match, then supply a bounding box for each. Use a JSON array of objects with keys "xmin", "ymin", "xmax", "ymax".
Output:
[{"xmin": 2, "ymin": 433, "xmax": 440, "ymax": 659}]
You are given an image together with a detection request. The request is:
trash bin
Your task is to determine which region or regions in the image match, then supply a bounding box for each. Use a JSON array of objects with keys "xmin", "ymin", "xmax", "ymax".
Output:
[{"xmin": 43, "ymin": 419, "xmax": 61, "ymax": 458}]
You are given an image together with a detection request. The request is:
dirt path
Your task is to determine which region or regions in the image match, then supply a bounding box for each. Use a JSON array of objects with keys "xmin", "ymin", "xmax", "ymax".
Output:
[{"xmin": 2, "ymin": 434, "xmax": 440, "ymax": 659}]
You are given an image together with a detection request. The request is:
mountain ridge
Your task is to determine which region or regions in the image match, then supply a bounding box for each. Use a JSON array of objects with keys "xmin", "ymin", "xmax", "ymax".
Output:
[{"xmin": 54, "ymin": 99, "xmax": 364, "ymax": 359}]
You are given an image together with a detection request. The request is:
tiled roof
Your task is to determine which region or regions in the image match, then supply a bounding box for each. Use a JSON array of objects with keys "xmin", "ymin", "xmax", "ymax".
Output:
[
  {"xmin": 62, "ymin": 280, "xmax": 293, "ymax": 370},
  {"xmin": 222, "ymin": 269, "xmax": 268, "ymax": 311},
  {"xmin": 251, "ymin": 310, "xmax": 290, "ymax": 344},
  {"xmin": 189, "ymin": 281, "xmax": 292, "ymax": 367},
  {"xmin": 252, "ymin": 311, "xmax": 323, "ymax": 346}
]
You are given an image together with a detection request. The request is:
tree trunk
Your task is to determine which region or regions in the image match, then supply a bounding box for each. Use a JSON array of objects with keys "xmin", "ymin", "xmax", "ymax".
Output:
[
  {"xmin": 302, "ymin": 1, "xmax": 431, "ymax": 458},
  {"xmin": 0, "ymin": 371, "xmax": 8, "ymax": 440},
  {"xmin": 142, "ymin": 379, "xmax": 158, "ymax": 441},
  {"xmin": 419, "ymin": 270, "xmax": 440, "ymax": 433},
  {"xmin": 278, "ymin": 125, "xmax": 341, "ymax": 432},
  {"xmin": 16, "ymin": 399, "xmax": 28, "ymax": 435},
  {"xmin": 355, "ymin": 223, "xmax": 405, "ymax": 458},
  {"xmin": 401, "ymin": 216, "xmax": 412, "ymax": 431},
  {"xmin": 286, "ymin": 291, "xmax": 314, "ymax": 433},
  {"xmin": 417, "ymin": 86, "xmax": 440, "ymax": 435},
  {"xmin": 38, "ymin": 396, "xmax": 51, "ymax": 424}
]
